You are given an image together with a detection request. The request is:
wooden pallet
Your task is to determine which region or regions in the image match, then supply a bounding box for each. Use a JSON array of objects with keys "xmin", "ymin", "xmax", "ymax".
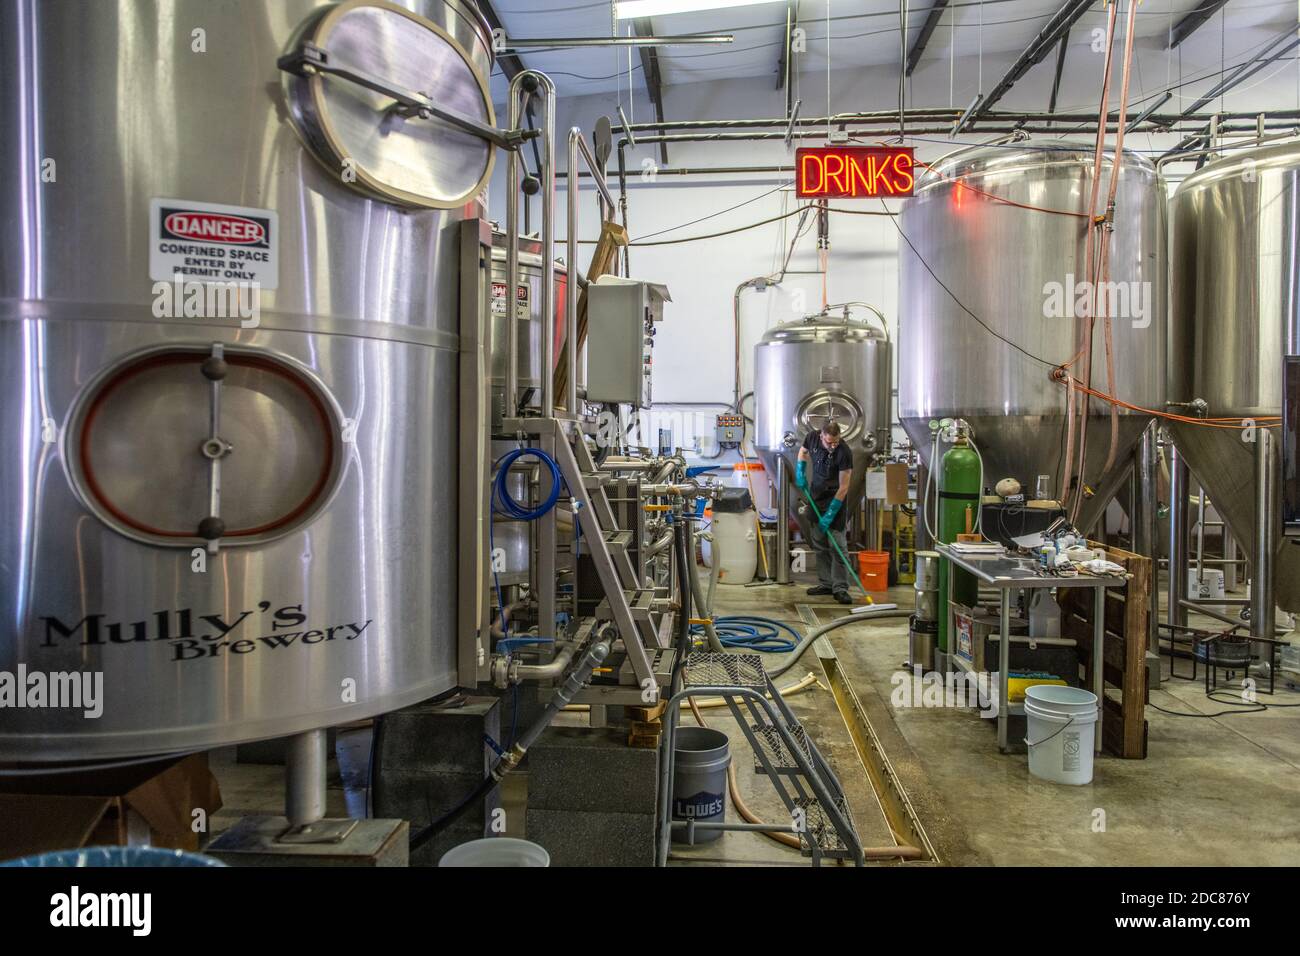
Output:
[{"xmin": 1058, "ymin": 541, "xmax": 1151, "ymax": 758}]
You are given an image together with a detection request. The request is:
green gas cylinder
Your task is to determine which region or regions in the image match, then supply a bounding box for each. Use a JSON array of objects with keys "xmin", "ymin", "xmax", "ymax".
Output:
[{"xmin": 936, "ymin": 434, "xmax": 981, "ymax": 652}]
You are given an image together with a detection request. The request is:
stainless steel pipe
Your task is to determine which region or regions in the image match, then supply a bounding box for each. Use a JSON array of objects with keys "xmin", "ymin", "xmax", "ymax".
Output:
[
  {"xmin": 776, "ymin": 456, "xmax": 791, "ymax": 585},
  {"xmin": 565, "ymin": 132, "xmax": 578, "ymax": 417},
  {"xmin": 1179, "ymin": 599, "xmax": 1246, "ymax": 630},
  {"xmin": 1167, "ymin": 441, "xmax": 1190, "ymax": 630},
  {"xmin": 566, "ymin": 128, "xmax": 615, "ymax": 415},
  {"xmin": 513, "ymin": 644, "xmax": 575, "ymax": 682},
  {"xmin": 1133, "ymin": 421, "xmax": 1159, "ymax": 652},
  {"xmin": 1252, "ymin": 428, "xmax": 1278, "ymax": 649},
  {"xmin": 285, "ymin": 728, "xmax": 328, "ymax": 829},
  {"xmin": 505, "ymin": 76, "xmax": 525, "ymax": 414},
  {"xmin": 643, "ymin": 531, "xmax": 675, "ymax": 558},
  {"xmin": 538, "ymin": 76, "xmax": 556, "ymax": 417},
  {"xmin": 506, "ymin": 72, "xmax": 556, "ymax": 417}
]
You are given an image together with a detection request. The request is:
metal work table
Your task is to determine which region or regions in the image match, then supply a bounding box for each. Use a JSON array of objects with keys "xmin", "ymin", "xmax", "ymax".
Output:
[{"xmin": 934, "ymin": 545, "xmax": 1129, "ymax": 753}]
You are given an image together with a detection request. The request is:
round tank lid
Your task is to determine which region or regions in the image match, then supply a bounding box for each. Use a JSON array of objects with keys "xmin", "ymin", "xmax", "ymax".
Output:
[
  {"xmin": 71, "ymin": 348, "xmax": 343, "ymax": 548},
  {"xmin": 284, "ymin": 0, "xmax": 495, "ymax": 209},
  {"xmin": 917, "ymin": 138, "xmax": 1155, "ymax": 191},
  {"xmin": 1174, "ymin": 139, "xmax": 1300, "ymax": 195},
  {"xmin": 759, "ymin": 311, "xmax": 887, "ymax": 344}
]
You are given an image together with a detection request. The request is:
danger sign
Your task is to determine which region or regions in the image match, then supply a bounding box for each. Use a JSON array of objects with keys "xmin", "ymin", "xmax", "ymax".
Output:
[{"xmin": 150, "ymin": 198, "xmax": 279, "ymax": 288}]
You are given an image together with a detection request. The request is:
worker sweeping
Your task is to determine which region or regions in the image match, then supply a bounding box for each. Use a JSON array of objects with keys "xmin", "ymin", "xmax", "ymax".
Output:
[{"xmin": 796, "ymin": 422, "xmax": 854, "ymax": 605}]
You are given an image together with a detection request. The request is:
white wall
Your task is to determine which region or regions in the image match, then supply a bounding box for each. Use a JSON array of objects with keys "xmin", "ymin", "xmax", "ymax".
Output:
[{"xmin": 488, "ymin": 21, "xmax": 1300, "ymax": 456}]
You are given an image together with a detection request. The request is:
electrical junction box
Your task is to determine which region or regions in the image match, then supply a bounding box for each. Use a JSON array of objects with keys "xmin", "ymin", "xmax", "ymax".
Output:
[
  {"xmin": 585, "ymin": 276, "xmax": 670, "ymax": 408},
  {"xmin": 715, "ymin": 413, "xmax": 744, "ymax": 448}
]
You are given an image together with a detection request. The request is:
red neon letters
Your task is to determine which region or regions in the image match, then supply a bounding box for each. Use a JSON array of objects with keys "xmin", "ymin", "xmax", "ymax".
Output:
[{"xmin": 795, "ymin": 146, "xmax": 915, "ymax": 199}]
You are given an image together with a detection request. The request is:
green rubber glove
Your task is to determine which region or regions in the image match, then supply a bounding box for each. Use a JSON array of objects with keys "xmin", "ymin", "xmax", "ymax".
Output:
[
  {"xmin": 795, "ymin": 460, "xmax": 808, "ymax": 490},
  {"xmin": 819, "ymin": 497, "xmax": 843, "ymax": 532}
]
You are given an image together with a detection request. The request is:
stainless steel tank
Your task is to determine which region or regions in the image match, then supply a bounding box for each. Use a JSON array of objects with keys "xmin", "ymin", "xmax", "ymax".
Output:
[
  {"xmin": 0, "ymin": 0, "xmax": 495, "ymax": 760},
  {"xmin": 490, "ymin": 233, "xmax": 571, "ymax": 426},
  {"xmin": 488, "ymin": 233, "xmax": 569, "ymax": 584},
  {"xmin": 1169, "ymin": 140, "xmax": 1300, "ymax": 611},
  {"xmin": 898, "ymin": 142, "xmax": 1167, "ymax": 532},
  {"xmin": 752, "ymin": 310, "xmax": 892, "ymax": 509}
]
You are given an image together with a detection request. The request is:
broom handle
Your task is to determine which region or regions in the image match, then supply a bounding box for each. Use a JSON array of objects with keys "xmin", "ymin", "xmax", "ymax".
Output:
[{"xmin": 800, "ymin": 487, "xmax": 872, "ymax": 601}]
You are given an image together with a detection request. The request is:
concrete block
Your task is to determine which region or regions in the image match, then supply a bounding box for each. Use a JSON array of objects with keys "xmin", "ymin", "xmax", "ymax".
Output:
[
  {"xmin": 491, "ymin": 684, "xmax": 550, "ymax": 740},
  {"xmin": 409, "ymin": 818, "xmax": 495, "ymax": 868},
  {"xmin": 373, "ymin": 769, "xmax": 500, "ymax": 823},
  {"xmin": 207, "ymin": 816, "xmax": 407, "ymax": 867},
  {"xmin": 372, "ymin": 694, "xmax": 502, "ymax": 867},
  {"xmin": 378, "ymin": 770, "xmax": 503, "ymax": 867},
  {"xmin": 374, "ymin": 695, "xmax": 499, "ymax": 775},
  {"xmin": 526, "ymin": 807, "xmax": 656, "ymax": 867},
  {"xmin": 527, "ymin": 726, "xmax": 659, "ymax": 814}
]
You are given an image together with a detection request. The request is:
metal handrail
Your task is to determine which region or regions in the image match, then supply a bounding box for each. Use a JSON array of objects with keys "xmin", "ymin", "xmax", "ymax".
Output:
[
  {"xmin": 506, "ymin": 71, "xmax": 557, "ymax": 415},
  {"xmin": 566, "ymin": 126, "xmax": 616, "ymax": 414}
]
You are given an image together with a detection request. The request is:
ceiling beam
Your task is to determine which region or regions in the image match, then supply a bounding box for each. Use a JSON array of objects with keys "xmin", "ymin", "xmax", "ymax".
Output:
[
  {"xmin": 633, "ymin": 18, "xmax": 670, "ymax": 165},
  {"xmin": 1125, "ymin": 91, "xmax": 1172, "ymax": 132},
  {"xmin": 1166, "ymin": 1, "xmax": 1231, "ymax": 50},
  {"xmin": 906, "ymin": 0, "xmax": 949, "ymax": 77},
  {"xmin": 776, "ymin": 0, "xmax": 796, "ymax": 111},
  {"xmin": 476, "ymin": 0, "xmax": 526, "ymax": 81},
  {"xmin": 1046, "ymin": 30, "xmax": 1070, "ymax": 121},
  {"xmin": 959, "ymin": 0, "xmax": 1094, "ymax": 130},
  {"xmin": 1179, "ymin": 28, "xmax": 1300, "ymax": 116}
]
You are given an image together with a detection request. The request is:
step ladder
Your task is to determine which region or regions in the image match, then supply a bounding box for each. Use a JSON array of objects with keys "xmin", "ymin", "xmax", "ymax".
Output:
[
  {"xmin": 657, "ymin": 651, "xmax": 864, "ymax": 866},
  {"xmin": 547, "ymin": 426, "xmax": 665, "ymax": 691}
]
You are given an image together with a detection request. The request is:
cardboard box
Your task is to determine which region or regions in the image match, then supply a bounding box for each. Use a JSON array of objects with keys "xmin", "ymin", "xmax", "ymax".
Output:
[
  {"xmin": 884, "ymin": 462, "xmax": 910, "ymax": 505},
  {"xmin": 0, "ymin": 753, "xmax": 222, "ymax": 862},
  {"xmin": 952, "ymin": 603, "xmax": 1029, "ymax": 671}
]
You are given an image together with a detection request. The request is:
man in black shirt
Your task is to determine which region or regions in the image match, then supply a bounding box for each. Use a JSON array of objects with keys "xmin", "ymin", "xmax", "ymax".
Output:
[{"xmin": 796, "ymin": 422, "xmax": 854, "ymax": 604}]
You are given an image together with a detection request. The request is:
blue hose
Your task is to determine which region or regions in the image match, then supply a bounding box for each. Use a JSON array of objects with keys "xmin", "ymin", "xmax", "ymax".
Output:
[
  {"xmin": 489, "ymin": 448, "xmax": 564, "ymax": 730},
  {"xmin": 690, "ymin": 615, "xmax": 800, "ymax": 653},
  {"xmin": 493, "ymin": 447, "xmax": 563, "ymax": 521}
]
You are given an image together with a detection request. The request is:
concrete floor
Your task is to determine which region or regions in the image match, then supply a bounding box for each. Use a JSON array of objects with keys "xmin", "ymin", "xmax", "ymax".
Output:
[
  {"xmin": 663, "ymin": 592, "xmax": 897, "ymax": 867},
  {"xmin": 207, "ymin": 576, "xmax": 1300, "ymax": 867},
  {"xmin": 719, "ymin": 578, "xmax": 1300, "ymax": 867}
]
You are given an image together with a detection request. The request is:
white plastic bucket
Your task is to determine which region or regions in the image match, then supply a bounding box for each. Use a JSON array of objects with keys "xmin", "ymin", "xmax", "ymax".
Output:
[
  {"xmin": 438, "ymin": 837, "xmax": 550, "ymax": 867},
  {"xmin": 1023, "ymin": 685, "xmax": 1098, "ymax": 785},
  {"xmin": 1188, "ymin": 568, "xmax": 1225, "ymax": 601}
]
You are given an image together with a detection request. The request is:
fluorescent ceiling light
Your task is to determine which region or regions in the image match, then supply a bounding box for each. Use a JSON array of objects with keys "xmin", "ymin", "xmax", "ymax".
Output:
[{"xmin": 615, "ymin": 0, "xmax": 782, "ymax": 19}]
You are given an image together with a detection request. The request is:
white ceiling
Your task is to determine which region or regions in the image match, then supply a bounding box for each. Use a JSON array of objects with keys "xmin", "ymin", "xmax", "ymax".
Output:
[{"xmin": 486, "ymin": 0, "xmax": 1300, "ymax": 104}]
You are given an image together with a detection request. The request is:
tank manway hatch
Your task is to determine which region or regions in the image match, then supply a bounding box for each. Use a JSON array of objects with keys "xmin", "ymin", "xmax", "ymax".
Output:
[{"xmin": 68, "ymin": 346, "xmax": 344, "ymax": 550}]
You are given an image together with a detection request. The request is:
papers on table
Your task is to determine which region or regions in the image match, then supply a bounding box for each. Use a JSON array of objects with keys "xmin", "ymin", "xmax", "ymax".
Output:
[{"xmin": 948, "ymin": 541, "xmax": 1005, "ymax": 555}]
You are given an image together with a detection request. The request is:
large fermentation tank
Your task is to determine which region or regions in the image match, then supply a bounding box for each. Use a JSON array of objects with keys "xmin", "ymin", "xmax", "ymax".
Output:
[
  {"xmin": 753, "ymin": 311, "xmax": 892, "ymax": 507},
  {"xmin": 0, "ymin": 0, "xmax": 495, "ymax": 760},
  {"xmin": 898, "ymin": 142, "xmax": 1167, "ymax": 532},
  {"xmin": 1169, "ymin": 140, "xmax": 1300, "ymax": 611}
]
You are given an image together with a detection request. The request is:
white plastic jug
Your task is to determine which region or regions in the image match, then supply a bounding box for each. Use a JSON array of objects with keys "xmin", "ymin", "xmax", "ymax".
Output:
[{"xmin": 712, "ymin": 510, "xmax": 758, "ymax": 584}]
